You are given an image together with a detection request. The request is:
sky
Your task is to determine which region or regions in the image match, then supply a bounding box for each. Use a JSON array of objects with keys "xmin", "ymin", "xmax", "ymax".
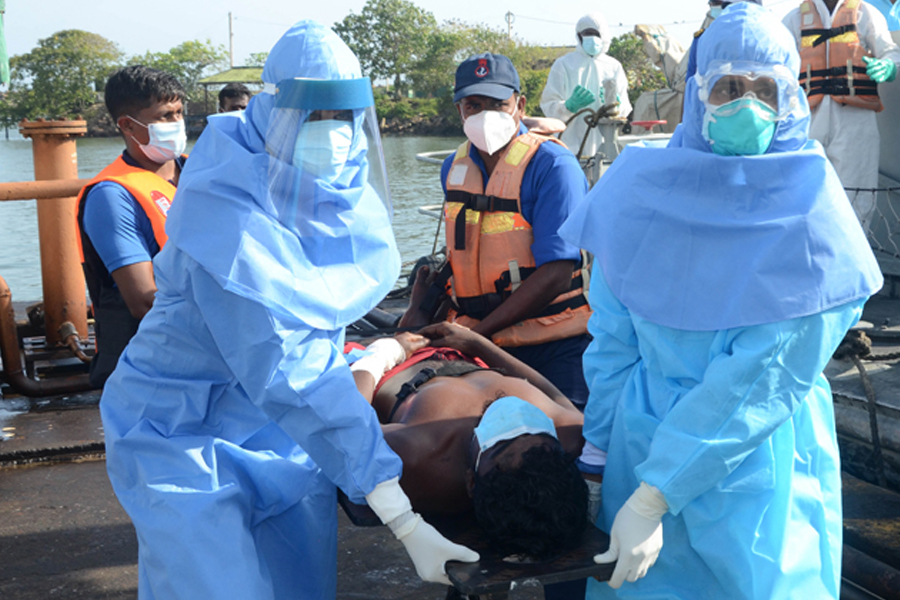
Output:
[{"xmin": 4, "ymin": 0, "xmax": 803, "ymax": 70}]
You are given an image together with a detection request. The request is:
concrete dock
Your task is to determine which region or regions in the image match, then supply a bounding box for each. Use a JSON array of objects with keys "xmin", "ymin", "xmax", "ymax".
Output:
[{"xmin": 0, "ymin": 394, "xmax": 544, "ymax": 599}]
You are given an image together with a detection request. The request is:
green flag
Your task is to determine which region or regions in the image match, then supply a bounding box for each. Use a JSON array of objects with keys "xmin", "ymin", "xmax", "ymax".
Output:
[{"xmin": 0, "ymin": 0, "xmax": 8, "ymax": 86}]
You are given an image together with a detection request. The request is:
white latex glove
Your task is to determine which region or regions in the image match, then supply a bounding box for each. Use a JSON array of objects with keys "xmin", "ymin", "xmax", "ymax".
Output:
[
  {"xmin": 366, "ymin": 477, "xmax": 480, "ymax": 585},
  {"xmin": 594, "ymin": 482, "xmax": 668, "ymax": 589}
]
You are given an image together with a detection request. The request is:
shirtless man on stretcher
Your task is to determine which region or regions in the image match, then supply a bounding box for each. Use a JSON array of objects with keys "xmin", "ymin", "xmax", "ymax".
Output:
[{"xmin": 349, "ymin": 318, "xmax": 591, "ymax": 560}]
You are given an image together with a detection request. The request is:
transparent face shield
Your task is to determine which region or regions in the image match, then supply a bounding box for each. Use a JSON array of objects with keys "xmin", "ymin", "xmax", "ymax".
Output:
[
  {"xmin": 265, "ymin": 77, "xmax": 392, "ymax": 237},
  {"xmin": 695, "ymin": 60, "xmax": 802, "ymax": 121}
]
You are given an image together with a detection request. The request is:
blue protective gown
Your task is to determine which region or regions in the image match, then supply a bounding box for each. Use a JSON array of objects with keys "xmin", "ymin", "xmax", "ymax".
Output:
[
  {"xmin": 559, "ymin": 5, "xmax": 883, "ymax": 598},
  {"xmin": 101, "ymin": 22, "xmax": 403, "ymax": 600}
]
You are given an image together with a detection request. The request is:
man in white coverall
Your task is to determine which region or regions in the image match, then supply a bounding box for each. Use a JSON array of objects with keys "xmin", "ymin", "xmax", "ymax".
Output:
[
  {"xmin": 784, "ymin": 0, "xmax": 900, "ymax": 232},
  {"xmin": 540, "ymin": 13, "xmax": 632, "ymax": 159}
]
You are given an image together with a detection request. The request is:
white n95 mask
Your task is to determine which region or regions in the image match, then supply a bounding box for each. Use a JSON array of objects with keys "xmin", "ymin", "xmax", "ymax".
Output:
[
  {"xmin": 463, "ymin": 109, "xmax": 519, "ymax": 155},
  {"xmin": 128, "ymin": 117, "xmax": 187, "ymax": 164},
  {"xmin": 293, "ymin": 119, "xmax": 354, "ymax": 183},
  {"xmin": 473, "ymin": 396, "xmax": 557, "ymax": 471}
]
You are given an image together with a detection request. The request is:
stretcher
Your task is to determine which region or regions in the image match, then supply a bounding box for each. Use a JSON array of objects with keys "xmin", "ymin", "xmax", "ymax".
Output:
[{"xmin": 338, "ymin": 490, "xmax": 613, "ymax": 599}]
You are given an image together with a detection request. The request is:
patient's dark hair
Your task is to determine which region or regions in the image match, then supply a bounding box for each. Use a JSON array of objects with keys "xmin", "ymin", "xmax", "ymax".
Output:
[
  {"xmin": 472, "ymin": 441, "xmax": 588, "ymax": 560},
  {"xmin": 105, "ymin": 65, "xmax": 185, "ymax": 121}
]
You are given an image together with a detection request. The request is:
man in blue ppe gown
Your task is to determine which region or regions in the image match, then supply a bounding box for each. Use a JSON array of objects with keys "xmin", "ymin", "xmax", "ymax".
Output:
[
  {"xmin": 560, "ymin": 4, "xmax": 883, "ymax": 599},
  {"xmin": 100, "ymin": 21, "xmax": 478, "ymax": 599}
]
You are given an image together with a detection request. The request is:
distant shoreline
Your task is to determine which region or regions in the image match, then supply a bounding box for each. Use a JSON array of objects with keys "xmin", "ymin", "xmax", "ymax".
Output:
[{"xmin": 74, "ymin": 103, "xmax": 464, "ymax": 139}]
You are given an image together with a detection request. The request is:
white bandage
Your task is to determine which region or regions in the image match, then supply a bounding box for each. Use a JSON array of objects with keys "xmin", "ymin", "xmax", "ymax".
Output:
[{"xmin": 349, "ymin": 337, "xmax": 406, "ymax": 382}]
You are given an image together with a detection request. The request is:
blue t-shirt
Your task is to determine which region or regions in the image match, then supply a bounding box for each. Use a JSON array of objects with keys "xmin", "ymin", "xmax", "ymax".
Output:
[
  {"xmin": 440, "ymin": 125, "xmax": 586, "ymax": 266},
  {"xmin": 82, "ymin": 152, "xmax": 182, "ymax": 274}
]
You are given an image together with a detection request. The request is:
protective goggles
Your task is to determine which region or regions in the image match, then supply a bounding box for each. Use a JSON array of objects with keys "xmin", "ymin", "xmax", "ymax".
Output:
[{"xmin": 696, "ymin": 60, "xmax": 800, "ymax": 121}]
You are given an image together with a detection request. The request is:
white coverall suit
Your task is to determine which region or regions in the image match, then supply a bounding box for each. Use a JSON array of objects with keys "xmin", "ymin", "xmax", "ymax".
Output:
[
  {"xmin": 783, "ymin": 0, "xmax": 900, "ymax": 232},
  {"xmin": 540, "ymin": 13, "xmax": 632, "ymax": 159}
]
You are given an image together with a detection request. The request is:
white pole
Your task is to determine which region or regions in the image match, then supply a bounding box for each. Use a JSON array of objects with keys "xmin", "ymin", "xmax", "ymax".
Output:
[{"xmin": 229, "ymin": 12, "xmax": 234, "ymax": 68}]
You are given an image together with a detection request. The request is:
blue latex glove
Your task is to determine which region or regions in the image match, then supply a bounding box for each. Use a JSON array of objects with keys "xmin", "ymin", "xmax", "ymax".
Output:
[
  {"xmin": 565, "ymin": 84, "xmax": 597, "ymax": 113},
  {"xmin": 863, "ymin": 56, "xmax": 897, "ymax": 83}
]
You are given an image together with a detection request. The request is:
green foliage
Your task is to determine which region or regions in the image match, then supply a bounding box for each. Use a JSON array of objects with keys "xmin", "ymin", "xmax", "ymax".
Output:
[
  {"xmin": 245, "ymin": 52, "xmax": 268, "ymax": 67},
  {"xmin": 0, "ymin": 9, "xmax": 668, "ymax": 135},
  {"xmin": 334, "ymin": 0, "xmax": 437, "ymax": 98},
  {"xmin": 0, "ymin": 29, "xmax": 122, "ymax": 124},
  {"xmin": 129, "ymin": 39, "xmax": 228, "ymax": 103},
  {"xmin": 403, "ymin": 19, "xmax": 562, "ymax": 120},
  {"xmin": 406, "ymin": 20, "xmax": 509, "ymax": 100},
  {"xmin": 374, "ymin": 91, "xmax": 441, "ymax": 121},
  {"xmin": 519, "ymin": 68, "xmax": 550, "ymax": 117},
  {"xmin": 607, "ymin": 33, "xmax": 667, "ymax": 105}
]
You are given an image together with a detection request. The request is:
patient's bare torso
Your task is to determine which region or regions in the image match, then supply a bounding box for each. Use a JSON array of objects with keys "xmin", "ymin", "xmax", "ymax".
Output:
[{"xmin": 372, "ymin": 359, "xmax": 582, "ymax": 514}]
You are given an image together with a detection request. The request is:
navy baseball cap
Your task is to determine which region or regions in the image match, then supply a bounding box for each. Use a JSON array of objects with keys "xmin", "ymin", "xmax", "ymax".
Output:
[{"xmin": 453, "ymin": 53, "xmax": 520, "ymax": 103}]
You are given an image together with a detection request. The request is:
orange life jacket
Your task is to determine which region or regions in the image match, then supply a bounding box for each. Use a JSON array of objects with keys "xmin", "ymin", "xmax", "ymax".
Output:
[
  {"xmin": 75, "ymin": 155, "xmax": 178, "ymax": 388},
  {"xmin": 75, "ymin": 155, "xmax": 173, "ymax": 261},
  {"xmin": 798, "ymin": 0, "xmax": 883, "ymax": 111},
  {"xmin": 443, "ymin": 133, "xmax": 590, "ymax": 348}
]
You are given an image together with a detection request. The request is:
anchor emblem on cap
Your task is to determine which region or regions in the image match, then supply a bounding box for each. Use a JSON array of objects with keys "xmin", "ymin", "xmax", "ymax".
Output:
[{"xmin": 475, "ymin": 58, "xmax": 489, "ymax": 78}]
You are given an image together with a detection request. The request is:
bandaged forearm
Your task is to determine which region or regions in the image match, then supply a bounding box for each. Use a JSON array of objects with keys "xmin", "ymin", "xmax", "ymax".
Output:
[{"xmin": 350, "ymin": 338, "xmax": 406, "ymax": 382}]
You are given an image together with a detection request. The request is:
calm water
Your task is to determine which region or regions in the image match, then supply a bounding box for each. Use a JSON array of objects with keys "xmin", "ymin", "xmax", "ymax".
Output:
[{"xmin": 0, "ymin": 131, "xmax": 463, "ymax": 302}]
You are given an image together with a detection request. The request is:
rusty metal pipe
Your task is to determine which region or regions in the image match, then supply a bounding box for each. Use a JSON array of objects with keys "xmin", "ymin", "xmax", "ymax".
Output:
[
  {"xmin": 58, "ymin": 321, "xmax": 92, "ymax": 364},
  {"xmin": 0, "ymin": 179, "xmax": 91, "ymax": 202},
  {"xmin": 0, "ymin": 275, "xmax": 92, "ymax": 397},
  {"xmin": 19, "ymin": 118, "xmax": 89, "ymax": 347},
  {"xmin": 843, "ymin": 544, "xmax": 900, "ymax": 600}
]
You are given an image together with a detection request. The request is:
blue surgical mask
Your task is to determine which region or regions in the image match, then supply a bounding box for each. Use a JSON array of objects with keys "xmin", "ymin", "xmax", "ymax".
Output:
[
  {"xmin": 581, "ymin": 35, "xmax": 603, "ymax": 57},
  {"xmin": 473, "ymin": 396, "xmax": 557, "ymax": 470},
  {"xmin": 703, "ymin": 97, "xmax": 777, "ymax": 156},
  {"xmin": 293, "ymin": 119, "xmax": 353, "ymax": 183},
  {"xmin": 127, "ymin": 117, "xmax": 187, "ymax": 164},
  {"xmin": 709, "ymin": 5, "xmax": 724, "ymax": 18}
]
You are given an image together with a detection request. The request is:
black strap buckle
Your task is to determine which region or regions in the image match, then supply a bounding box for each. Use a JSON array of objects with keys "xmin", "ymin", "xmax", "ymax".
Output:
[{"xmin": 471, "ymin": 194, "xmax": 491, "ymax": 212}]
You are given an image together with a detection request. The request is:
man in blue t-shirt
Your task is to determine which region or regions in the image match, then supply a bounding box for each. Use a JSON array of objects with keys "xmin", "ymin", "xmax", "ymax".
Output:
[
  {"xmin": 407, "ymin": 53, "xmax": 591, "ymax": 412},
  {"xmin": 76, "ymin": 65, "xmax": 187, "ymax": 387}
]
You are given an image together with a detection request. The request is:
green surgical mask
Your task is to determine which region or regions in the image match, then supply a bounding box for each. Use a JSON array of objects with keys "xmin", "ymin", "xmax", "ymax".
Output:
[{"xmin": 703, "ymin": 97, "xmax": 777, "ymax": 156}]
